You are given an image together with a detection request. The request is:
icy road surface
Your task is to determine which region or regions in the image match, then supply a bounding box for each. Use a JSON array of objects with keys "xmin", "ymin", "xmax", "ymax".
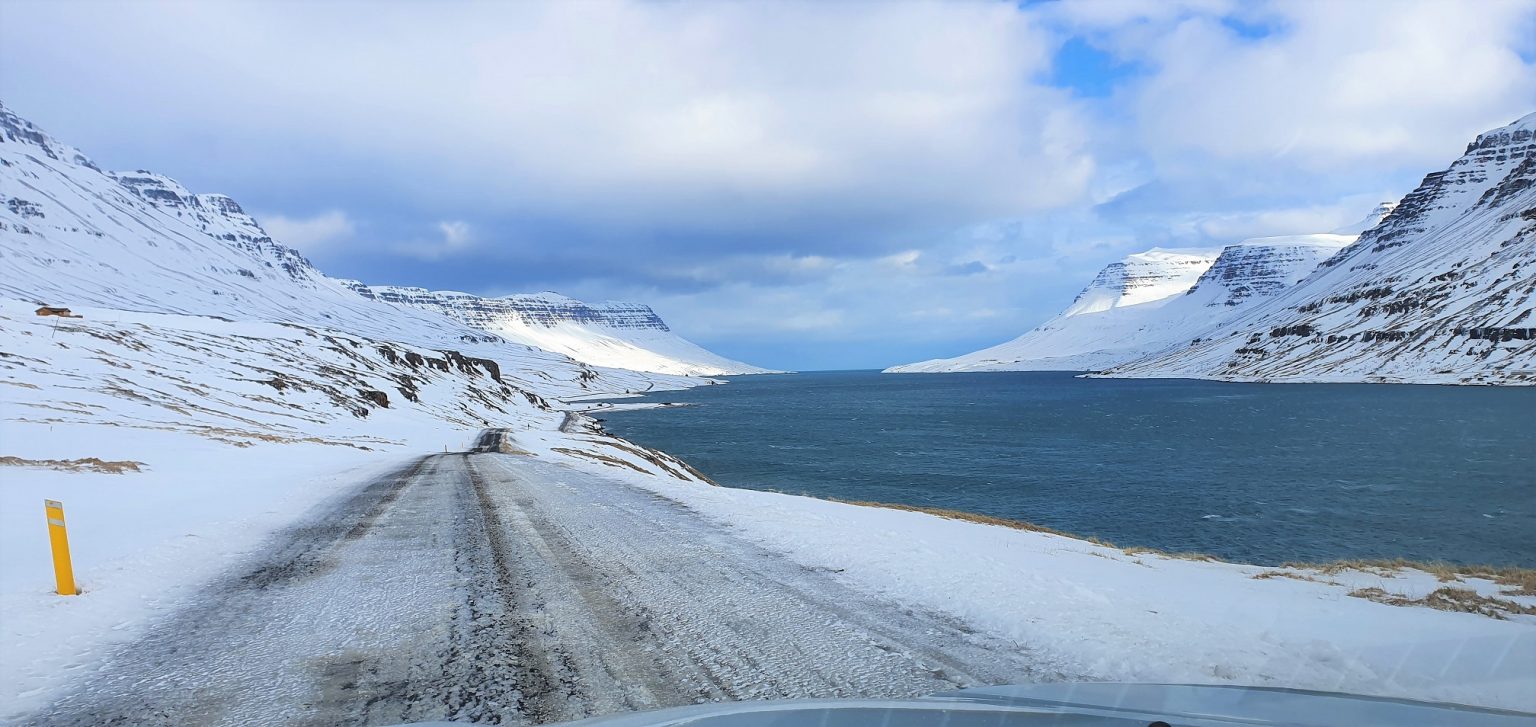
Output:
[{"xmin": 25, "ymin": 434, "xmax": 1054, "ymax": 725}]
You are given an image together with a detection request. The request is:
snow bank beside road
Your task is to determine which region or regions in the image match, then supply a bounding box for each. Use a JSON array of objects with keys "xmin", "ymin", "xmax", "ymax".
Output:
[
  {"xmin": 0, "ymin": 421, "xmax": 432, "ymax": 719},
  {"xmin": 527, "ymin": 428, "xmax": 1536, "ymax": 712}
]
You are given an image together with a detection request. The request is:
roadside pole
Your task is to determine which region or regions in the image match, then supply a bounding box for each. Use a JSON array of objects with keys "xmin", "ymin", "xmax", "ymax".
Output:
[{"xmin": 44, "ymin": 499, "xmax": 79, "ymax": 595}]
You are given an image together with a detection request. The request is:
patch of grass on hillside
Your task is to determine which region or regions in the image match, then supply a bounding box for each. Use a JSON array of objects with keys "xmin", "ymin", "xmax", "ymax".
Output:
[
  {"xmin": 1348, "ymin": 586, "xmax": 1536, "ymax": 620},
  {"xmin": 829, "ymin": 499, "xmax": 1117, "ymax": 546},
  {"xmin": 1283, "ymin": 558, "xmax": 1536, "ymax": 596},
  {"xmin": 0, "ymin": 456, "xmax": 145, "ymax": 474}
]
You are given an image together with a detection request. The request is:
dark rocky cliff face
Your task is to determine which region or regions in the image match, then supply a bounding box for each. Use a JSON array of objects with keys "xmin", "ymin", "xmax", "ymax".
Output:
[
  {"xmin": 1190, "ymin": 241, "xmax": 1349, "ymax": 307},
  {"xmin": 1329, "ymin": 121, "xmax": 1534, "ymax": 264},
  {"xmin": 345, "ymin": 284, "xmax": 672, "ymax": 331},
  {"xmin": 1075, "ymin": 256, "xmax": 1211, "ymax": 305}
]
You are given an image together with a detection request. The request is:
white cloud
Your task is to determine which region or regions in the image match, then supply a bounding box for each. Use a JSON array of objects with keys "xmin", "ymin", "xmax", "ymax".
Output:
[
  {"xmin": 0, "ymin": 0, "xmax": 1094, "ymax": 241},
  {"xmin": 1114, "ymin": 0, "xmax": 1536, "ymax": 170},
  {"xmin": 257, "ymin": 210, "xmax": 354, "ymax": 253},
  {"xmin": 1183, "ymin": 194, "xmax": 1396, "ymax": 242},
  {"xmin": 392, "ymin": 220, "xmax": 478, "ymax": 261}
]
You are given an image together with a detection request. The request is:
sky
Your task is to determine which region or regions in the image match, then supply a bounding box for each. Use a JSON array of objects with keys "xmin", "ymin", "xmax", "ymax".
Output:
[{"xmin": 2, "ymin": 0, "xmax": 1534, "ymax": 371}]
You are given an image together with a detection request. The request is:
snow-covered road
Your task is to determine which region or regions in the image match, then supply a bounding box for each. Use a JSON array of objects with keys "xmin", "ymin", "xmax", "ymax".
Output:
[{"xmin": 23, "ymin": 436, "xmax": 1053, "ymax": 725}]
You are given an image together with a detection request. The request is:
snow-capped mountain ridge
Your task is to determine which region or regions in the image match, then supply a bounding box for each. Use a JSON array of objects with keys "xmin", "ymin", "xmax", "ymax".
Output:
[
  {"xmin": 0, "ymin": 105, "xmax": 97, "ymax": 170},
  {"xmin": 108, "ymin": 169, "xmax": 318, "ymax": 280},
  {"xmin": 347, "ymin": 285, "xmax": 671, "ymax": 331},
  {"xmin": 1184, "ymin": 232, "xmax": 1356, "ymax": 307},
  {"xmin": 1104, "ymin": 113, "xmax": 1536, "ymax": 384},
  {"xmin": 0, "ymin": 101, "xmax": 717, "ymax": 392},
  {"xmin": 345, "ymin": 283, "xmax": 773, "ymax": 376},
  {"xmin": 0, "ymin": 100, "xmax": 759, "ymax": 378},
  {"xmin": 1062, "ymin": 248, "xmax": 1221, "ymax": 316},
  {"xmin": 1330, "ymin": 202, "xmax": 1398, "ymax": 235},
  {"xmin": 886, "ymin": 205, "xmax": 1397, "ymax": 374}
]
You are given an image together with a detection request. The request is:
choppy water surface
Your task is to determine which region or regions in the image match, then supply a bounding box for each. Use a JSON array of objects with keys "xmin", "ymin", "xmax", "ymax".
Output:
[{"xmin": 595, "ymin": 371, "xmax": 1536, "ymax": 567}]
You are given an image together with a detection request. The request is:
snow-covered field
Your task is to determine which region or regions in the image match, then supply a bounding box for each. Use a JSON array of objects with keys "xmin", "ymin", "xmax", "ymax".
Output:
[{"xmin": 0, "ymin": 435, "xmax": 413, "ymax": 713}]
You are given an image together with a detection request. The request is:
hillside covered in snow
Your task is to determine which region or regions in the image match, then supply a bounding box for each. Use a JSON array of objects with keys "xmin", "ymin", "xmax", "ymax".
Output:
[
  {"xmin": 1104, "ymin": 113, "xmax": 1536, "ymax": 385},
  {"xmin": 0, "ymin": 101, "xmax": 717, "ymax": 449},
  {"xmin": 0, "ymin": 101, "xmax": 757, "ymax": 382},
  {"xmin": 886, "ymin": 205, "xmax": 1393, "ymax": 375},
  {"xmin": 890, "ymin": 117, "xmax": 1535, "ymax": 385},
  {"xmin": 344, "ymin": 285, "xmax": 772, "ymax": 376}
]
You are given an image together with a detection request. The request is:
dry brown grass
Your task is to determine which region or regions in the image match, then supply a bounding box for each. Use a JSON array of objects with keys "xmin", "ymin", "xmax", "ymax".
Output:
[
  {"xmin": 1348, "ymin": 586, "xmax": 1536, "ymax": 620},
  {"xmin": 1287, "ymin": 558, "xmax": 1444, "ymax": 578},
  {"xmin": 552, "ymin": 447, "xmax": 650, "ymax": 474},
  {"xmin": 832, "ymin": 499, "xmax": 1064, "ymax": 534},
  {"xmin": 590, "ymin": 439, "xmax": 691, "ymax": 480},
  {"xmin": 827, "ymin": 499, "xmax": 1116, "ymax": 543},
  {"xmin": 830, "ymin": 501, "xmax": 1225, "ymax": 559},
  {"xmin": 1486, "ymin": 568, "xmax": 1536, "ymax": 596},
  {"xmin": 1252, "ymin": 570, "xmax": 1343, "ymax": 586},
  {"xmin": 494, "ymin": 441, "xmax": 533, "ymax": 455},
  {"xmin": 0, "ymin": 456, "xmax": 145, "ymax": 474},
  {"xmin": 1282, "ymin": 559, "xmax": 1536, "ymax": 596},
  {"xmin": 666, "ymin": 454, "xmax": 720, "ymax": 486},
  {"xmin": 1121, "ymin": 545, "xmax": 1218, "ymax": 562}
]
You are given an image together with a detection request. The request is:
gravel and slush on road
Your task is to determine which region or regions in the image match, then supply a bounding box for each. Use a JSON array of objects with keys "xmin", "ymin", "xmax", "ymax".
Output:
[{"xmin": 22, "ymin": 430, "xmax": 1054, "ymax": 726}]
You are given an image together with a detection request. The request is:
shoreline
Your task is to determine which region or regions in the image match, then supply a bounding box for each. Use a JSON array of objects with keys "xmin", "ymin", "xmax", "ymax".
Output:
[
  {"xmin": 530, "ymin": 420, "xmax": 1536, "ymax": 711},
  {"xmin": 825, "ymin": 497, "xmax": 1536, "ymax": 603},
  {"xmin": 558, "ymin": 406, "xmax": 1536, "ymax": 589},
  {"xmin": 581, "ymin": 374, "xmax": 1535, "ymax": 572}
]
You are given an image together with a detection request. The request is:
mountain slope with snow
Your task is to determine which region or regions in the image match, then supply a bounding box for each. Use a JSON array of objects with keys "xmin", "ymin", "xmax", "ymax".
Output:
[
  {"xmin": 0, "ymin": 102, "xmax": 754, "ymax": 384},
  {"xmin": 887, "ymin": 205, "xmax": 1398, "ymax": 374},
  {"xmin": 344, "ymin": 285, "xmax": 772, "ymax": 376},
  {"xmin": 0, "ymin": 102, "xmax": 703, "ymax": 403},
  {"xmin": 0, "ymin": 101, "xmax": 736, "ymax": 715},
  {"xmin": 884, "ymin": 248, "xmax": 1225, "ymax": 373},
  {"xmin": 1104, "ymin": 114, "xmax": 1536, "ymax": 385}
]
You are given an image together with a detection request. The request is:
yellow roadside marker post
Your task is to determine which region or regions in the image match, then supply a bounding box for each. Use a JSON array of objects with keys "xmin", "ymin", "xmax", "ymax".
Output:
[{"xmin": 44, "ymin": 499, "xmax": 79, "ymax": 595}]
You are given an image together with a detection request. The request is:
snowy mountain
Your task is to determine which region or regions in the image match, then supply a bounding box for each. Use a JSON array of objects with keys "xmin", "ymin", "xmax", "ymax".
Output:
[
  {"xmin": 0, "ymin": 101, "xmax": 707, "ymax": 431},
  {"xmin": 1104, "ymin": 113, "xmax": 1536, "ymax": 385},
  {"xmin": 1061, "ymin": 247, "xmax": 1223, "ymax": 316},
  {"xmin": 887, "ymin": 204, "xmax": 1403, "ymax": 374},
  {"xmin": 886, "ymin": 248, "xmax": 1219, "ymax": 373},
  {"xmin": 0, "ymin": 101, "xmax": 736, "ymax": 714},
  {"xmin": 0, "ymin": 102, "xmax": 757, "ymax": 382},
  {"xmin": 342, "ymin": 285, "xmax": 772, "ymax": 377}
]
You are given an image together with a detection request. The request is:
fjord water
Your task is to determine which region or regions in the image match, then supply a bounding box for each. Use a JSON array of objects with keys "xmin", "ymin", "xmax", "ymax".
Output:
[{"xmin": 597, "ymin": 371, "xmax": 1536, "ymax": 567}]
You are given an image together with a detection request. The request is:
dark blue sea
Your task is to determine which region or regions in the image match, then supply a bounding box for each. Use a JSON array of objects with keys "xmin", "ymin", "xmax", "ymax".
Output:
[{"xmin": 594, "ymin": 371, "xmax": 1536, "ymax": 567}]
